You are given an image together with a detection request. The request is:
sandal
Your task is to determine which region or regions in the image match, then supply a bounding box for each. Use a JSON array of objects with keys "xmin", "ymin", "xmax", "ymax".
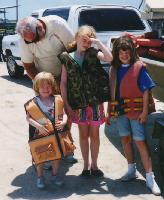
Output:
[
  {"xmin": 80, "ymin": 170, "xmax": 91, "ymax": 177},
  {"xmin": 91, "ymin": 169, "xmax": 104, "ymax": 177}
]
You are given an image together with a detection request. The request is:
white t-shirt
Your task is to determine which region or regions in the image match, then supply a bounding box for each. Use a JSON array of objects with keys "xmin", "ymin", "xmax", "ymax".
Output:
[{"xmin": 19, "ymin": 15, "xmax": 74, "ymax": 77}]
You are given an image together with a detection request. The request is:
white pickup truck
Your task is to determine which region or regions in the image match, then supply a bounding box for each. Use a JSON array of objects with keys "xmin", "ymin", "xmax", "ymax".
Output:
[{"xmin": 1, "ymin": 4, "xmax": 151, "ymax": 78}]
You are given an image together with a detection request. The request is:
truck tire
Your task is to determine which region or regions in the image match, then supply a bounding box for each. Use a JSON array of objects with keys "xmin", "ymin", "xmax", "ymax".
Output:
[{"xmin": 6, "ymin": 55, "xmax": 24, "ymax": 78}]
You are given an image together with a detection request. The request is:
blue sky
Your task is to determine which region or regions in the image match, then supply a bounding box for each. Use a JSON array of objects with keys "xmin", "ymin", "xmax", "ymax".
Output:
[{"xmin": 0, "ymin": 0, "xmax": 142, "ymax": 20}]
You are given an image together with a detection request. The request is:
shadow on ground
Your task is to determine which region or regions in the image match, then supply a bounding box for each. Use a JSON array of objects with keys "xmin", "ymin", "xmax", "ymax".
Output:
[
  {"xmin": 104, "ymin": 112, "xmax": 164, "ymax": 197},
  {"xmin": 8, "ymin": 160, "xmax": 153, "ymax": 200},
  {"xmin": 1, "ymin": 74, "xmax": 32, "ymax": 88}
]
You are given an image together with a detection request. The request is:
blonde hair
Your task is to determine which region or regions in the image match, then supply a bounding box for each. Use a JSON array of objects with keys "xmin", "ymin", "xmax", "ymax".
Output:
[
  {"xmin": 75, "ymin": 25, "xmax": 96, "ymax": 38},
  {"xmin": 33, "ymin": 72, "xmax": 57, "ymax": 95},
  {"xmin": 67, "ymin": 25, "xmax": 96, "ymax": 52}
]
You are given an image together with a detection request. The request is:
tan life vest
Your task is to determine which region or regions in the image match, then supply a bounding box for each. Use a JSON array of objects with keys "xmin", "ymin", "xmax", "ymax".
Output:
[{"xmin": 24, "ymin": 95, "xmax": 75, "ymax": 164}]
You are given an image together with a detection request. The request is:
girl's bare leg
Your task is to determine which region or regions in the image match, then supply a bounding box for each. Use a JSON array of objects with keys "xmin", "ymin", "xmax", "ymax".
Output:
[
  {"xmin": 90, "ymin": 125, "xmax": 100, "ymax": 170},
  {"xmin": 78, "ymin": 124, "xmax": 90, "ymax": 170}
]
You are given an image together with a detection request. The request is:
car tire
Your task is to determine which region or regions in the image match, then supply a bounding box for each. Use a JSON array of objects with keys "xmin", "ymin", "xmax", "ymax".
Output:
[{"xmin": 6, "ymin": 55, "xmax": 24, "ymax": 78}]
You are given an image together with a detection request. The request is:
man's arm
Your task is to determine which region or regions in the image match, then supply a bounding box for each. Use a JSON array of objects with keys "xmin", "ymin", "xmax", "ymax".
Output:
[
  {"xmin": 19, "ymin": 37, "xmax": 37, "ymax": 79},
  {"xmin": 23, "ymin": 62, "xmax": 38, "ymax": 80}
]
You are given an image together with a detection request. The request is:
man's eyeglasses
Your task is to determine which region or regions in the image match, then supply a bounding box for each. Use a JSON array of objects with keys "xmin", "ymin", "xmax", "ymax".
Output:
[{"xmin": 24, "ymin": 28, "xmax": 40, "ymax": 44}]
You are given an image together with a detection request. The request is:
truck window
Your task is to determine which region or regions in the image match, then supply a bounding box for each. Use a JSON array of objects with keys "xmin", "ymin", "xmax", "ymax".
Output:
[
  {"xmin": 79, "ymin": 9, "xmax": 145, "ymax": 31},
  {"xmin": 42, "ymin": 8, "xmax": 70, "ymax": 21},
  {"xmin": 31, "ymin": 14, "xmax": 39, "ymax": 19}
]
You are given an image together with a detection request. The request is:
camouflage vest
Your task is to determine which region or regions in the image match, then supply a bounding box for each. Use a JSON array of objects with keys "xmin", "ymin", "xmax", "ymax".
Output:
[{"xmin": 59, "ymin": 47, "xmax": 110, "ymax": 109}]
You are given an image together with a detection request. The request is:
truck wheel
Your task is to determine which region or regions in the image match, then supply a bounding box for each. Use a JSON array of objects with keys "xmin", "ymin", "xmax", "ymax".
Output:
[{"xmin": 6, "ymin": 55, "xmax": 24, "ymax": 78}]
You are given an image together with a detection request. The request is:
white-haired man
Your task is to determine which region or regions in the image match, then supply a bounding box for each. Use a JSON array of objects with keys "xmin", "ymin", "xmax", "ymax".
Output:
[{"xmin": 16, "ymin": 15, "xmax": 74, "ymax": 90}]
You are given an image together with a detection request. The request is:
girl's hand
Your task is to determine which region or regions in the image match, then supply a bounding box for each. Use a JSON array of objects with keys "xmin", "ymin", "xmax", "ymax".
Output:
[
  {"xmin": 65, "ymin": 104, "xmax": 74, "ymax": 117},
  {"xmin": 90, "ymin": 37, "xmax": 100, "ymax": 44},
  {"xmin": 90, "ymin": 37, "xmax": 113, "ymax": 62},
  {"xmin": 137, "ymin": 112, "xmax": 148, "ymax": 124},
  {"xmin": 81, "ymin": 35, "xmax": 99, "ymax": 47},
  {"xmin": 38, "ymin": 124, "xmax": 49, "ymax": 136},
  {"xmin": 55, "ymin": 120, "xmax": 66, "ymax": 131}
]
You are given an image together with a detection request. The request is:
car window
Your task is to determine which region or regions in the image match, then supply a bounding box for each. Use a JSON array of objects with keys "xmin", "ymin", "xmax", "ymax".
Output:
[
  {"xmin": 42, "ymin": 8, "xmax": 70, "ymax": 21},
  {"xmin": 79, "ymin": 8, "xmax": 145, "ymax": 31},
  {"xmin": 31, "ymin": 14, "xmax": 39, "ymax": 19}
]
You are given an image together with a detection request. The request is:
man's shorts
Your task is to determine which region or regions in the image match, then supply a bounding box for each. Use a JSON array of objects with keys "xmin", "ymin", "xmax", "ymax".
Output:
[{"xmin": 116, "ymin": 114, "xmax": 145, "ymax": 141}]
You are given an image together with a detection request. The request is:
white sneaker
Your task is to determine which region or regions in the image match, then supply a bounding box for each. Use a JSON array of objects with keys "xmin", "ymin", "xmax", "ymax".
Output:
[
  {"xmin": 121, "ymin": 171, "xmax": 138, "ymax": 182},
  {"xmin": 146, "ymin": 173, "xmax": 161, "ymax": 196}
]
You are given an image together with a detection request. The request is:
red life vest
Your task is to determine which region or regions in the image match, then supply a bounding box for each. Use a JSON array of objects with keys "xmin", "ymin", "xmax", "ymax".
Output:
[
  {"xmin": 120, "ymin": 61, "xmax": 144, "ymax": 119},
  {"xmin": 108, "ymin": 61, "xmax": 155, "ymax": 121}
]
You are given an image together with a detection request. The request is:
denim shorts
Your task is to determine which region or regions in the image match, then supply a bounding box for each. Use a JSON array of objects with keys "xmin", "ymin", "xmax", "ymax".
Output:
[{"xmin": 116, "ymin": 115, "xmax": 145, "ymax": 141}]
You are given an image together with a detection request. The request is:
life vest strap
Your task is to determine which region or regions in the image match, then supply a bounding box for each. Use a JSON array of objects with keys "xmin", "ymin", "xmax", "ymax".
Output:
[
  {"xmin": 110, "ymin": 97, "xmax": 143, "ymax": 106},
  {"xmin": 108, "ymin": 97, "xmax": 143, "ymax": 118}
]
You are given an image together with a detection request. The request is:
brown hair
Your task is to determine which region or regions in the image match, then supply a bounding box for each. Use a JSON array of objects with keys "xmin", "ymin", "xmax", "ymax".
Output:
[
  {"xmin": 67, "ymin": 25, "xmax": 96, "ymax": 52},
  {"xmin": 111, "ymin": 36, "xmax": 139, "ymax": 68},
  {"xmin": 33, "ymin": 72, "xmax": 57, "ymax": 95}
]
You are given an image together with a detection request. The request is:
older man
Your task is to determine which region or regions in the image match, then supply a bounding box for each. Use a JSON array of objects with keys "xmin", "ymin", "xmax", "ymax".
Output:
[
  {"xmin": 16, "ymin": 15, "xmax": 74, "ymax": 90},
  {"xmin": 17, "ymin": 15, "xmax": 77, "ymax": 164}
]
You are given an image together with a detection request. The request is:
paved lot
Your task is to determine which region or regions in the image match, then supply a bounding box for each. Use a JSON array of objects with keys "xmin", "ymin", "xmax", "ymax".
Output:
[{"xmin": 0, "ymin": 62, "xmax": 164, "ymax": 200}]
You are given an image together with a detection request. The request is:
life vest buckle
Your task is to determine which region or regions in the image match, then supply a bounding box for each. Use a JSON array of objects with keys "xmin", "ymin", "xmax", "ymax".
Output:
[{"xmin": 108, "ymin": 97, "xmax": 143, "ymax": 118}]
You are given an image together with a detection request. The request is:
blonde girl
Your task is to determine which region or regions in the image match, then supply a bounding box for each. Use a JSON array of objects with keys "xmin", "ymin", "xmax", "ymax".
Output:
[
  {"xmin": 26, "ymin": 72, "xmax": 67, "ymax": 189},
  {"xmin": 60, "ymin": 25, "xmax": 112, "ymax": 177}
]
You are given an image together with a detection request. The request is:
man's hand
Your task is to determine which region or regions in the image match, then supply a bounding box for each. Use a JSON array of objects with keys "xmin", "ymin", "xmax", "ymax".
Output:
[{"xmin": 23, "ymin": 62, "xmax": 38, "ymax": 80}]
